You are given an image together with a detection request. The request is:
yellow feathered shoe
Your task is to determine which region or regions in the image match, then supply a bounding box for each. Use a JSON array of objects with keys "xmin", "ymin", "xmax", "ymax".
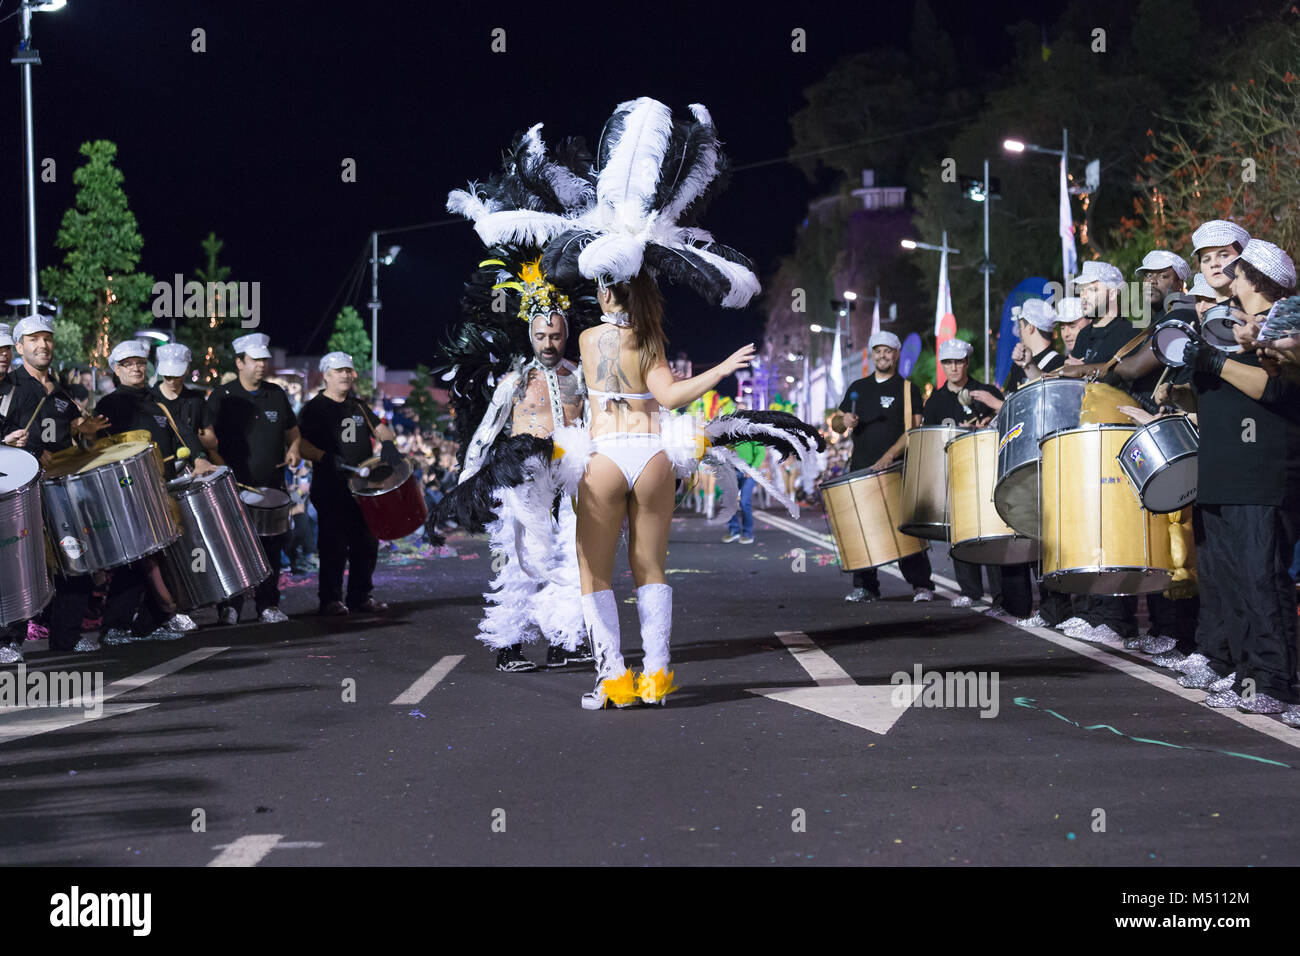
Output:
[
  {"xmin": 635, "ymin": 669, "xmax": 679, "ymax": 705},
  {"xmin": 603, "ymin": 670, "xmax": 640, "ymax": 708}
]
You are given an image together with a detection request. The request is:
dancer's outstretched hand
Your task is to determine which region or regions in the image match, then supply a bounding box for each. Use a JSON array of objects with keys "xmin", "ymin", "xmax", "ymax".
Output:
[{"xmin": 721, "ymin": 343, "xmax": 756, "ymax": 375}]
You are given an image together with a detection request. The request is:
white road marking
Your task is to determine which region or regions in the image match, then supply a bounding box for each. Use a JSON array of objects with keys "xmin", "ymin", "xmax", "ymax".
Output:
[
  {"xmin": 0, "ymin": 703, "xmax": 157, "ymax": 745},
  {"xmin": 208, "ymin": 834, "xmax": 323, "ymax": 866},
  {"xmin": 392, "ymin": 655, "xmax": 464, "ymax": 705},
  {"xmin": 0, "ymin": 646, "xmax": 229, "ymax": 745},
  {"xmin": 747, "ymin": 631, "xmax": 920, "ymax": 735},
  {"xmin": 757, "ymin": 510, "xmax": 1300, "ymax": 750}
]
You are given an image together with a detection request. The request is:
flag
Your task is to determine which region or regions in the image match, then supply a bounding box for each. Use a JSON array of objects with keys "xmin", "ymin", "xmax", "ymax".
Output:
[
  {"xmin": 1059, "ymin": 156, "xmax": 1077, "ymax": 281},
  {"xmin": 867, "ymin": 294, "xmax": 881, "ymax": 374},
  {"xmin": 829, "ymin": 316, "xmax": 844, "ymax": 401},
  {"xmin": 934, "ymin": 247, "xmax": 957, "ymax": 387}
]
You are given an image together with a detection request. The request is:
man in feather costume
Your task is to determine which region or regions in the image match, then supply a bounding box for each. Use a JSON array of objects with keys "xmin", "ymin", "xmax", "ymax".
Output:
[{"xmin": 440, "ymin": 245, "xmax": 598, "ymax": 672}]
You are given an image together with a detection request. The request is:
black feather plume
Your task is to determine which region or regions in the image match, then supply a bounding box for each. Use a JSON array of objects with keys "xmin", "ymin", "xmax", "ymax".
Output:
[
  {"xmin": 708, "ymin": 409, "xmax": 826, "ymax": 461},
  {"xmin": 434, "ymin": 433, "xmax": 555, "ymax": 534}
]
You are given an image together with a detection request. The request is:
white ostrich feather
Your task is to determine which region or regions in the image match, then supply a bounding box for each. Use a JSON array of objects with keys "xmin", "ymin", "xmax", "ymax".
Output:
[
  {"xmin": 473, "ymin": 209, "xmax": 572, "ymax": 248},
  {"xmin": 446, "ymin": 188, "xmax": 491, "ymax": 222},
  {"xmin": 577, "ymin": 232, "xmax": 646, "ymax": 284},
  {"xmin": 596, "ymin": 97, "xmax": 673, "ymax": 218}
]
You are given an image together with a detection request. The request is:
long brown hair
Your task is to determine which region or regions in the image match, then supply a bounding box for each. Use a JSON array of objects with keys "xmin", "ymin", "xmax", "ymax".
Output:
[{"xmin": 609, "ymin": 270, "xmax": 666, "ymax": 382}]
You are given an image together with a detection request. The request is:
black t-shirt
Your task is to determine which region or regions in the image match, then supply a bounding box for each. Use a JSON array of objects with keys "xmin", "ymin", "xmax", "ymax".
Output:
[
  {"xmin": 1003, "ymin": 347, "xmax": 1065, "ymax": 393},
  {"xmin": 923, "ymin": 379, "xmax": 1004, "ymax": 427},
  {"xmin": 1071, "ymin": 317, "xmax": 1138, "ymax": 365},
  {"xmin": 1194, "ymin": 353, "xmax": 1300, "ymax": 508},
  {"xmin": 207, "ymin": 379, "xmax": 297, "ymax": 488},
  {"xmin": 1127, "ymin": 305, "xmax": 1199, "ymax": 398},
  {"xmin": 0, "ymin": 373, "xmax": 40, "ymax": 439},
  {"xmin": 12, "ymin": 364, "xmax": 82, "ymax": 457},
  {"xmin": 96, "ymin": 385, "xmax": 184, "ymax": 474},
  {"xmin": 152, "ymin": 384, "xmax": 211, "ymax": 462},
  {"xmin": 838, "ymin": 375, "xmax": 922, "ymax": 472},
  {"xmin": 298, "ymin": 391, "xmax": 375, "ymax": 503}
]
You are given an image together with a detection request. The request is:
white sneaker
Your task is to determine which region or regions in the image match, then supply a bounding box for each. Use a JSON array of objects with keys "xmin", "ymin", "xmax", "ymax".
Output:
[
  {"xmin": 739, "ymin": 536, "xmax": 754, "ymax": 544},
  {"xmin": 1017, "ymin": 613, "xmax": 1047, "ymax": 628},
  {"xmin": 1151, "ymin": 650, "xmax": 1187, "ymax": 670},
  {"xmin": 1074, "ymin": 624, "xmax": 1121, "ymax": 644},
  {"xmin": 0, "ymin": 644, "xmax": 22, "ymax": 665},
  {"xmin": 721, "ymin": 533, "xmax": 740, "ymax": 543},
  {"xmin": 73, "ymin": 634, "xmax": 102, "ymax": 653},
  {"xmin": 165, "ymin": 613, "xmax": 198, "ymax": 633},
  {"xmin": 950, "ymin": 595, "xmax": 974, "ymax": 608},
  {"xmin": 912, "ymin": 588, "xmax": 934, "ymax": 603},
  {"xmin": 219, "ymin": 607, "xmax": 238, "ymax": 626},
  {"xmin": 259, "ymin": 607, "xmax": 289, "ymax": 624}
]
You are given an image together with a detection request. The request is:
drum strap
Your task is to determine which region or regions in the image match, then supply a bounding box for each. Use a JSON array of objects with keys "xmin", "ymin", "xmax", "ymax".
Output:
[{"xmin": 903, "ymin": 376, "xmax": 912, "ymax": 429}]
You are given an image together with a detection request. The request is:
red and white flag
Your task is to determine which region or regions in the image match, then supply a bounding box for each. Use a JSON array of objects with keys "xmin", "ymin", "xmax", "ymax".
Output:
[{"xmin": 934, "ymin": 247, "xmax": 957, "ymax": 387}]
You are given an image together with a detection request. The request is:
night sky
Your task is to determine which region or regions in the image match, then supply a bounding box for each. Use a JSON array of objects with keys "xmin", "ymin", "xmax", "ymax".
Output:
[{"xmin": 1, "ymin": 0, "xmax": 1066, "ymax": 373}]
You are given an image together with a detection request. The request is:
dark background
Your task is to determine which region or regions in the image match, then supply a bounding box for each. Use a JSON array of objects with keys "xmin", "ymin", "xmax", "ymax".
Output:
[{"xmin": 0, "ymin": 0, "xmax": 1067, "ymax": 370}]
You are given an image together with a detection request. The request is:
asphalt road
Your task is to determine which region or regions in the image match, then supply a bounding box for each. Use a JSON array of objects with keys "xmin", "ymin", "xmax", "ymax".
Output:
[{"xmin": 2, "ymin": 502, "xmax": 1298, "ymax": 867}]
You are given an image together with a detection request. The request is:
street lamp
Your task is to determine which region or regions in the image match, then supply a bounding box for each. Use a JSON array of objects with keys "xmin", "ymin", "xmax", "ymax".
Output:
[
  {"xmin": 13, "ymin": 0, "xmax": 67, "ymax": 321},
  {"xmin": 960, "ymin": 162, "xmax": 1002, "ymax": 379},
  {"xmin": 368, "ymin": 233, "xmax": 401, "ymax": 396}
]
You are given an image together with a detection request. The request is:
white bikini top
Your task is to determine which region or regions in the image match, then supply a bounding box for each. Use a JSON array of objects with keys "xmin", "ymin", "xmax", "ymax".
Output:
[{"xmin": 588, "ymin": 312, "xmax": 655, "ymax": 408}]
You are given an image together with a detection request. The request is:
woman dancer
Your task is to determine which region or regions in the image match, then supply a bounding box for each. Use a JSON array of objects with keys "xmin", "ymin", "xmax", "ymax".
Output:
[{"xmin": 575, "ymin": 271, "xmax": 754, "ymax": 708}]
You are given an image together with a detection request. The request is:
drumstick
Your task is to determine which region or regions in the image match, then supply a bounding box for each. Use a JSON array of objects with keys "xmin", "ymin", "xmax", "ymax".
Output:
[{"xmin": 22, "ymin": 395, "xmax": 46, "ymax": 433}]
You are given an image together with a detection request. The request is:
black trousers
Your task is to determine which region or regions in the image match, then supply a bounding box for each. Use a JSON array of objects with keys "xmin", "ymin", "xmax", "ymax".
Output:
[
  {"xmin": 852, "ymin": 549, "xmax": 933, "ymax": 594},
  {"xmin": 48, "ymin": 574, "xmax": 93, "ymax": 652},
  {"xmin": 316, "ymin": 496, "xmax": 378, "ymax": 608},
  {"xmin": 1037, "ymin": 582, "xmax": 1074, "ymax": 626},
  {"xmin": 1077, "ymin": 594, "xmax": 1140, "ymax": 638},
  {"xmin": 954, "ymin": 559, "xmax": 1034, "ymax": 618},
  {"xmin": 1147, "ymin": 592, "xmax": 1199, "ymax": 651},
  {"xmin": 101, "ymin": 559, "xmax": 173, "ymax": 636},
  {"xmin": 220, "ymin": 532, "xmax": 287, "ymax": 616},
  {"xmin": 1195, "ymin": 504, "xmax": 1300, "ymax": 703}
]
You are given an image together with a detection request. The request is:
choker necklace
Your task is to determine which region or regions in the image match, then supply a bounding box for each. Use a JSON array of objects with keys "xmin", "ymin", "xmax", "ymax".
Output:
[{"xmin": 601, "ymin": 311, "xmax": 631, "ymax": 328}]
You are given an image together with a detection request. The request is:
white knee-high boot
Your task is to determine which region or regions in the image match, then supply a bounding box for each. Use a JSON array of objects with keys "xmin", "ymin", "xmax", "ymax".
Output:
[
  {"xmin": 637, "ymin": 583, "xmax": 673, "ymax": 675},
  {"xmin": 580, "ymin": 590, "xmax": 635, "ymax": 709}
]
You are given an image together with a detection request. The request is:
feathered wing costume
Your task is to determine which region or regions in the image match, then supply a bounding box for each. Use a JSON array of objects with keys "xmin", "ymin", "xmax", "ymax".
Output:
[
  {"xmin": 435, "ymin": 238, "xmax": 598, "ymax": 659},
  {"xmin": 440, "ymin": 98, "xmax": 825, "ymax": 707}
]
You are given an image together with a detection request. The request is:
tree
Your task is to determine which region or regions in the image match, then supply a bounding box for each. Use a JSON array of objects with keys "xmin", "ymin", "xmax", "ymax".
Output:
[
  {"xmin": 186, "ymin": 232, "xmax": 242, "ymax": 386},
  {"xmin": 41, "ymin": 141, "xmax": 154, "ymax": 368},
  {"xmin": 1129, "ymin": 24, "xmax": 1300, "ymax": 257},
  {"xmin": 328, "ymin": 306, "xmax": 373, "ymax": 394},
  {"xmin": 406, "ymin": 364, "xmax": 449, "ymax": 435}
]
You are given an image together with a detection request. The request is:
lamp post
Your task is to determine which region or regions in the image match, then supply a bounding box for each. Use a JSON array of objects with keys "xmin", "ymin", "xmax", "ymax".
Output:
[
  {"xmin": 367, "ymin": 232, "xmax": 400, "ymax": 397},
  {"xmin": 899, "ymin": 233, "xmax": 961, "ymax": 375},
  {"xmin": 1003, "ymin": 129, "xmax": 1099, "ymax": 285},
  {"xmin": 13, "ymin": 0, "xmax": 66, "ymax": 319},
  {"xmin": 959, "ymin": 164, "xmax": 1001, "ymax": 380}
]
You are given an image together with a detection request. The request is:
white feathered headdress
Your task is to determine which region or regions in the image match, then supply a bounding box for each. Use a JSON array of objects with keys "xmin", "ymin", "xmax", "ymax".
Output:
[{"xmin": 455, "ymin": 98, "xmax": 759, "ymax": 309}]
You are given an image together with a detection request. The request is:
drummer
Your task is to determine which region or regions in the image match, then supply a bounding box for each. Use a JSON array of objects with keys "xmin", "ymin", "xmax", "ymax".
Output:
[
  {"xmin": 88, "ymin": 340, "xmax": 207, "ymax": 645},
  {"xmin": 1191, "ymin": 219, "xmax": 1250, "ymax": 303},
  {"xmin": 12, "ymin": 315, "xmax": 110, "ymax": 654},
  {"xmin": 922, "ymin": 339, "xmax": 1031, "ymax": 617},
  {"xmin": 297, "ymin": 352, "xmax": 396, "ymax": 616},
  {"xmin": 832, "ymin": 331, "xmax": 936, "ymax": 603},
  {"xmin": 1172, "ymin": 238, "xmax": 1299, "ymax": 718},
  {"xmin": 0, "ymin": 322, "xmax": 42, "ymax": 665},
  {"xmin": 1056, "ymin": 297, "xmax": 1089, "ymax": 357},
  {"xmin": 152, "ymin": 343, "xmax": 219, "ymax": 469},
  {"xmin": 1057, "ymin": 261, "xmax": 1139, "ymax": 379},
  {"xmin": 1004, "ymin": 299, "xmax": 1067, "ymax": 391},
  {"xmin": 207, "ymin": 332, "xmax": 300, "ymax": 626}
]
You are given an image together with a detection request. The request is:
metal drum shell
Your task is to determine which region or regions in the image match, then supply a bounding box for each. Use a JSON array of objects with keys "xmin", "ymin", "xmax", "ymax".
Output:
[
  {"xmin": 158, "ymin": 468, "xmax": 273, "ymax": 610},
  {"xmin": 347, "ymin": 456, "xmax": 429, "ymax": 540},
  {"xmin": 240, "ymin": 487, "xmax": 292, "ymax": 537},
  {"xmin": 992, "ymin": 377, "xmax": 1086, "ymax": 538},
  {"xmin": 945, "ymin": 430, "xmax": 1040, "ymax": 565},
  {"xmin": 898, "ymin": 426, "xmax": 963, "ymax": 540},
  {"xmin": 0, "ymin": 449, "xmax": 53, "ymax": 626},
  {"xmin": 41, "ymin": 444, "xmax": 180, "ymax": 576},
  {"xmin": 1040, "ymin": 424, "xmax": 1173, "ymax": 595},
  {"xmin": 820, "ymin": 464, "xmax": 928, "ymax": 572},
  {"xmin": 1117, "ymin": 416, "xmax": 1199, "ymax": 513}
]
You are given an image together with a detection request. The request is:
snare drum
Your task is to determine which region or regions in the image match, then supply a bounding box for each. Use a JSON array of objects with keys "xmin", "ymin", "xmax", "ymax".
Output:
[
  {"xmin": 0, "ymin": 447, "xmax": 53, "ymax": 626},
  {"xmin": 992, "ymin": 377, "xmax": 1085, "ymax": 537},
  {"xmin": 820, "ymin": 464, "xmax": 928, "ymax": 571},
  {"xmin": 1117, "ymin": 416, "xmax": 1198, "ymax": 513},
  {"xmin": 347, "ymin": 455, "xmax": 429, "ymax": 540},
  {"xmin": 239, "ymin": 486, "xmax": 292, "ymax": 537},
  {"xmin": 158, "ymin": 467, "xmax": 272, "ymax": 609},
  {"xmin": 898, "ymin": 426, "xmax": 962, "ymax": 540},
  {"xmin": 1040, "ymin": 425, "xmax": 1173, "ymax": 595},
  {"xmin": 41, "ymin": 441, "xmax": 180, "ymax": 575},
  {"xmin": 946, "ymin": 430, "xmax": 1039, "ymax": 565},
  {"xmin": 1151, "ymin": 319, "xmax": 1199, "ymax": 367}
]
